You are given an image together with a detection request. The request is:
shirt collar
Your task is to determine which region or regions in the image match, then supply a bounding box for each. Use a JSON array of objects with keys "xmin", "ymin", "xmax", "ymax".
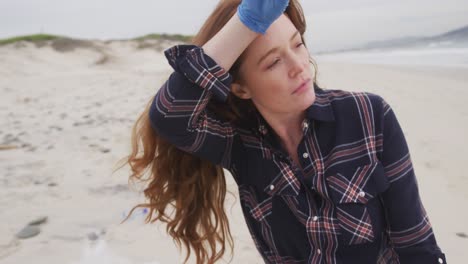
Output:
[
  {"xmin": 255, "ymin": 83, "xmax": 335, "ymax": 138},
  {"xmin": 306, "ymin": 83, "xmax": 336, "ymax": 123}
]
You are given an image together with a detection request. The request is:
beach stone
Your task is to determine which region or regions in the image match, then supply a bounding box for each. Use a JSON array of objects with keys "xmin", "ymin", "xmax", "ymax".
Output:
[
  {"xmin": 26, "ymin": 146, "xmax": 37, "ymax": 152},
  {"xmin": 456, "ymin": 232, "xmax": 468, "ymax": 238},
  {"xmin": 87, "ymin": 231, "xmax": 99, "ymax": 241},
  {"xmin": 21, "ymin": 143, "xmax": 32, "ymax": 148},
  {"xmin": 49, "ymin": 125, "xmax": 63, "ymax": 131},
  {"xmin": 100, "ymin": 148, "xmax": 110, "ymax": 153},
  {"xmin": 16, "ymin": 225, "xmax": 41, "ymax": 239},
  {"xmin": 28, "ymin": 216, "xmax": 48, "ymax": 226}
]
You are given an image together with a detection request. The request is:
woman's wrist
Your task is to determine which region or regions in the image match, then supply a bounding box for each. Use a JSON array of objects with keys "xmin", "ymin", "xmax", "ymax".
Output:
[
  {"xmin": 236, "ymin": 0, "xmax": 289, "ymax": 34},
  {"xmin": 202, "ymin": 11, "xmax": 259, "ymax": 71}
]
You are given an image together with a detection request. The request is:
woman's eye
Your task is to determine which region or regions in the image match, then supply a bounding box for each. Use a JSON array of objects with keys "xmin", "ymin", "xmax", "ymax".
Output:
[
  {"xmin": 267, "ymin": 59, "xmax": 280, "ymax": 69},
  {"xmin": 296, "ymin": 42, "xmax": 304, "ymax": 48}
]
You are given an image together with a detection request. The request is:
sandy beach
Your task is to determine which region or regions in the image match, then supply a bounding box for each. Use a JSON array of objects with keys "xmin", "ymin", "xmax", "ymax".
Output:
[{"xmin": 0, "ymin": 39, "xmax": 467, "ymax": 263}]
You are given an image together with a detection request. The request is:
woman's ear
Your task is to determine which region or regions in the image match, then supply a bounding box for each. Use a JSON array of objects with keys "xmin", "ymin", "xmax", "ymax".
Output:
[{"xmin": 231, "ymin": 82, "xmax": 252, "ymax": 99}]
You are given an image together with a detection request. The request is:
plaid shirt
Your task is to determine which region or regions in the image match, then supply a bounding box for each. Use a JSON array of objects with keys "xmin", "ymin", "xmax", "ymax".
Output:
[{"xmin": 149, "ymin": 44, "xmax": 447, "ymax": 264}]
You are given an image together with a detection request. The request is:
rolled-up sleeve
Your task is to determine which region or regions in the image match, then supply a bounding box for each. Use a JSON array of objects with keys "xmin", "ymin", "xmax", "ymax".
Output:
[
  {"xmin": 377, "ymin": 97, "xmax": 447, "ymax": 263},
  {"xmin": 149, "ymin": 44, "xmax": 246, "ymax": 178},
  {"xmin": 163, "ymin": 44, "xmax": 232, "ymax": 103}
]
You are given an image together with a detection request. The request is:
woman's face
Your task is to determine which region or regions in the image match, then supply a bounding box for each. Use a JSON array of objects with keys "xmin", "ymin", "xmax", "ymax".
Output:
[{"xmin": 232, "ymin": 14, "xmax": 315, "ymax": 116}]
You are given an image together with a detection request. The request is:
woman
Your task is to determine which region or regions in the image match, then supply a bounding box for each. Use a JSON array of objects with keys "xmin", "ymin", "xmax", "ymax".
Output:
[{"xmin": 121, "ymin": 0, "xmax": 447, "ymax": 263}]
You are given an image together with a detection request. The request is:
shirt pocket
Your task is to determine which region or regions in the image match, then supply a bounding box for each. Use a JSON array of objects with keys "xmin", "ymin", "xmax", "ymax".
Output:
[
  {"xmin": 239, "ymin": 156, "xmax": 302, "ymax": 217},
  {"xmin": 239, "ymin": 162, "xmax": 301, "ymax": 224},
  {"xmin": 238, "ymin": 161, "xmax": 311, "ymax": 259},
  {"xmin": 325, "ymin": 161, "xmax": 390, "ymax": 246}
]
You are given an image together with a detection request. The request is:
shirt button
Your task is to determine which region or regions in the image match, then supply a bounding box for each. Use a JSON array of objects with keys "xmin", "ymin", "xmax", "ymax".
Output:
[
  {"xmin": 269, "ymin": 184, "xmax": 275, "ymax": 191},
  {"xmin": 358, "ymin": 191, "xmax": 366, "ymax": 197},
  {"xmin": 438, "ymin": 257, "xmax": 444, "ymax": 263},
  {"xmin": 302, "ymin": 152, "xmax": 309, "ymax": 158},
  {"xmin": 312, "ymin": 216, "xmax": 319, "ymax": 221},
  {"xmin": 317, "ymin": 249, "xmax": 321, "ymax": 255}
]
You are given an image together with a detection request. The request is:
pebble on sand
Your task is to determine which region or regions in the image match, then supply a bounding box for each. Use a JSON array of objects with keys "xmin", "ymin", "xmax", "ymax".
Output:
[
  {"xmin": 16, "ymin": 225, "xmax": 41, "ymax": 239},
  {"xmin": 28, "ymin": 216, "xmax": 48, "ymax": 226}
]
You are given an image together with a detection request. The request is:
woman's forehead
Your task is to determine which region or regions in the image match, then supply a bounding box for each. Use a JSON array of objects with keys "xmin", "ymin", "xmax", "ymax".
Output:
[{"xmin": 245, "ymin": 16, "xmax": 299, "ymax": 60}]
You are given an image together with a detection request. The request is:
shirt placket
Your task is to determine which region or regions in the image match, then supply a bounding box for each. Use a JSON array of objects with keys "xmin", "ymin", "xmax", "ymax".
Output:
[
  {"xmin": 258, "ymin": 117, "xmax": 338, "ymax": 263},
  {"xmin": 300, "ymin": 119, "xmax": 340, "ymax": 264}
]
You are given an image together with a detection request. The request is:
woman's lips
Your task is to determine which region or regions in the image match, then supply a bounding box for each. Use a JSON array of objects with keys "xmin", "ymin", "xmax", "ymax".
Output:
[{"xmin": 293, "ymin": 79, "xmax": 310, "ymax": 94}]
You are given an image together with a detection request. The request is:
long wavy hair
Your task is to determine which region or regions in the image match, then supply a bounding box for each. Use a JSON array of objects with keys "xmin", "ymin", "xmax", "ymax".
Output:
[{"xmin": 114, "ymin": 0, "xmax": 319, "ymax": 263}]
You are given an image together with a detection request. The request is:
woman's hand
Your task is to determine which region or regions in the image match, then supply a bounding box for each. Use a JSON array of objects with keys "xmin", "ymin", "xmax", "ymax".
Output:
[{"xmin": 237, "ymin": 0, "xmax": 290, "ymax": 34}]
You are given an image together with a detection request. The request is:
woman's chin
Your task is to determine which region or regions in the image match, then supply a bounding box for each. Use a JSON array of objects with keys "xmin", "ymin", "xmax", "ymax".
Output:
[{"xmin": 299, "ymin": 87, "xmax": 316, "ymax": 108}]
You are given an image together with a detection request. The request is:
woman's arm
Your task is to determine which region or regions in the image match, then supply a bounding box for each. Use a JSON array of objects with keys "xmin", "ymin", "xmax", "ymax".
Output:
[
  {"xmin": 204, "ymin": 0, "xmax": 289, "ymax": 70},
  {"xmin": 202, "ymin": 12, "xmax": 258, "ymax": 71},
  {"xmin": 149, "ymin": 1, "xmax": 288, "ymax": 174},
  {"xmin": 378, "ymin": 97, "xmax": 447, "ymax": 263},
  {"xmin": 149, "ymin": 43, "xmax": 243, "ymax": 172}
]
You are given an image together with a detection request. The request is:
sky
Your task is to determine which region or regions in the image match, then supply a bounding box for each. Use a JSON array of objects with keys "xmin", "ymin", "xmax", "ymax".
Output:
[{"xmin": 1, "ymin": 0, "xmax": 467, "ymax": 52}]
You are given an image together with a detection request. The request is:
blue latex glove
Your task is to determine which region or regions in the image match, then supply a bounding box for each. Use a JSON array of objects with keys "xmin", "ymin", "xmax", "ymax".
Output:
[{"xmin": 237, "ymin": 0, "xmax": 290, "ymax": 34}]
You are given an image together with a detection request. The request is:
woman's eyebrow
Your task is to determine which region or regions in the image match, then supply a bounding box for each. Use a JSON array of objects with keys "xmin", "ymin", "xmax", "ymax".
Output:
[{"xmin": 257, "ymin": 30, "xmax": 300, "ymax": 66}]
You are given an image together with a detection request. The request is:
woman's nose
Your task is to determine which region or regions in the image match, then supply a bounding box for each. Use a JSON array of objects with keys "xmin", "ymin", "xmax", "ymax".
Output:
[{"xmin": 289, "ymin": 54, "xmax": 306, "ymax": 78}]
